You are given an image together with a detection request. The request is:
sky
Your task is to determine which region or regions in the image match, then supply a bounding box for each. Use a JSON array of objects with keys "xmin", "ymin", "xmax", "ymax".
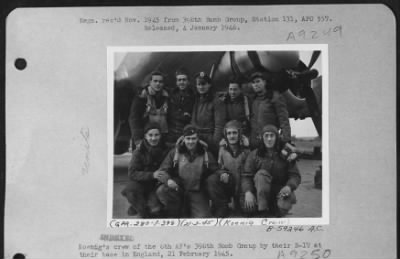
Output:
[{"xmin": 290, "ymin": 118, "xmax": 319, "ymax": 138}]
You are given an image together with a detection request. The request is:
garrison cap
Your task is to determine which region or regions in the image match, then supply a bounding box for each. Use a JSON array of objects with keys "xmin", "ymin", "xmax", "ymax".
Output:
[
  {"xmin": 195, "ymin": 71, "xmax": 211, "ymax": 83},
  {"xmin": 183, "ymin": 124, "xmax": 199, "ymax": 136}
]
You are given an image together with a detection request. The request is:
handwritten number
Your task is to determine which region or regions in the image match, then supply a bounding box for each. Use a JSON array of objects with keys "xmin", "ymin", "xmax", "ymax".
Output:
[
  {"xmin": 323, "ymin": 28, "xmax": 331, "ymax": 36},
  {"xmin": 322, "ymin": 249, "xmax": 332, "ymax": 258},
  {"xmin": 311, "ymin": 31, "xmax": 318, "ymax": 39},
  {"xmin": 311, "ymin": 250, "xmax": 321, "ymax": 259},
  {"xmin": 333, "ymin": 26, "xmax": 342, "ymax": 37},
  {"xmin": 299, "ymin": 250, "xmax": 307, "ymax": 259},
  {"xmin": 298, "ymin": 30, "xmax": 306, "ymax": 39}
]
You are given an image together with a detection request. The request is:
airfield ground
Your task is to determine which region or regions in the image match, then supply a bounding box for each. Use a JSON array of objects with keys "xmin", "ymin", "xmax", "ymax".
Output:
[{"xmin": 112, "ymin": 153, "xmax": 323, "ymax": 219}]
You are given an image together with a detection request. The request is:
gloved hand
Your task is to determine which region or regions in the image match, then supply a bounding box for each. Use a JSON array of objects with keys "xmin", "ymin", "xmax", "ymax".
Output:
[
  {"xmin": 219, "ymin": 138, "xmax": 227, "ymax": 147},
  {"xmin": 167, "ymin": 179, "xmax": 179, "ymax": 190},
  {"xmin": 281, "ymin": 142, "xmax": 298, "ymax": 162},
  {"xmin": 287, "ymin": 152, "xmax": 298, "ymax": 162},
  {"xmin": 183, "ymin": 112, "xmax": 191, "ymax": 123},
  {"xmin": 278, "ymin": 185, "xmax": 292, "ymax": 198},
  {"xmin": 220, "ymin": 172, "xmax": 230, "ymax": 183},
  {"xmin": 153, "ymin": 170, "xmax": 170, "ymax": 183}
]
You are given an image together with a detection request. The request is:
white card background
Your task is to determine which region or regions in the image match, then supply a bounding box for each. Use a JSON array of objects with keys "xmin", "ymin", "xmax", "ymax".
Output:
[{"xmin": 5, "ymin": 5, "xmax": 396, "ymax": 259}]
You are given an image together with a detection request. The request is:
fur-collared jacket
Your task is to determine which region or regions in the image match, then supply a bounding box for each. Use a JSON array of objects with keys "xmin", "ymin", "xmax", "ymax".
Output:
[
  {"xmin": 250, "ymin": 91, "xmax": 291, "ymax": 144},
  {"xmin": 159, "ymin": 143, "xmax": 219, "ymax": 192},
  {"xmin": 242, "ymin": 147, "xmax": 301, "ymax": 194},
  {"xmin": 218, "ymin": 143, "xmax": 251, "ymax": 195},
  {"xmin": 128, "ymin": 87, "xmax": 169, "ymax": 145},
  {"xmin": 127, "ymin": 139, "xmax": 170, "ymax": 182}
]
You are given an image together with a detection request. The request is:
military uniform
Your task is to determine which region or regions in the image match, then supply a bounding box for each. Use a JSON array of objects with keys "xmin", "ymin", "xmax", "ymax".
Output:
[
  {"xmin": 243, "ymin": 125, "xmax": 301, "ymax": 217},
  {"xmin": 160, "ymin": 125, "xmax": 219, "ymax": 218},
  {"xmin": 166, "ymin": 87, "xmax": 195, "ymax": 145},
  {"xmin": 219, "ymin": 93, "xmax": 251, "ymax": 136},
  {"xmin": 191, "ymin": 72, "xmax": 226, "ymax": 156},
  {"xmin": 206, "ymin": 120, "xmax": 251, "ymax": 217},
  {"xmin": 121, "ymin": 133, "xmax": 180, "ymax": 218},
  {"xmin": 128, "ymin": 76, "xmax": 169, "ymax": 146},
  {"xmin": 249, "ymin": 72, "xmax": 291, "ymax": 147}
]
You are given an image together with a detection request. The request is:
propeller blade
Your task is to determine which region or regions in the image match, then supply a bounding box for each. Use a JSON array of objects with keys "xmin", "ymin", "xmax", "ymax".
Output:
[{"xmin": 308, "ymin": 51, "xmax": 321, "ymax": 69}]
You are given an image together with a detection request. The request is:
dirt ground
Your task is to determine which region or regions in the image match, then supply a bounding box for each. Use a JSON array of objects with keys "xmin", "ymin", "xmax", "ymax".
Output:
[
  {"xmin": 287, "ymin": 159, "xmax": 322, "ymax": 218},
  {"xmin": 112, "ymin": 153, "xmax": 322, "ymax": 219}
]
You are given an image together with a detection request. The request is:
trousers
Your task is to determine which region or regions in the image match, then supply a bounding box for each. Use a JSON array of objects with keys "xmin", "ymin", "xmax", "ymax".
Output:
[
  {"xmin": 182, "ymin": 191, "xmax": 211, "ymax": 218},
  {"xmin": 122, "ymin": 181, "xmax": 182, "ymax": 218},
  {"xmin": 207, "ymin": 169, "xmax": 292, "ymax": 217}
]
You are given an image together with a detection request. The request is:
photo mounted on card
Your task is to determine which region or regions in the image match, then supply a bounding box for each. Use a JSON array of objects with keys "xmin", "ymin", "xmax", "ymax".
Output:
[
  {"xmin": 108, "ymin": 45, "xmax": 329, "ymax": 226},
  {"xmin": 5, "ymin": 4, "xmax": 396, "ymax": 259}
]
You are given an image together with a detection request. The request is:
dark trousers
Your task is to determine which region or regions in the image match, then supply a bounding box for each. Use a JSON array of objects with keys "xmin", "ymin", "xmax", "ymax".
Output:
[
  {"xmin": 122, "ymin": 181, "xmax": 182, "ymax": 218},
  {"xmin": 206, "ymin": 174, "xmax": 235, "ymax": 217},
  {"xmin": 254, "ymin": 169, "xmax": 295, "ymax": 217},
  {"xmin": 207, "ymin": 173, "xmax": 257, "ymax": 217},
  {"xmin": 182, "ymin": 190, "xmax": 212, "ymax": 218},
  {"xmin": 254, "ymin": 169, "xmax": 272, "ymax": 211},
  {"xmin": 207, "ymin": 170, "xmax": 293, "ymax": 217}
]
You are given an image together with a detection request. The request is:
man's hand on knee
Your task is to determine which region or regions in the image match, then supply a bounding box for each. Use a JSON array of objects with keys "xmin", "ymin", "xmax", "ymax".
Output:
[
  {"xmin": 220, "ymin": 172, "xmax": 230, "ymax": 183},
  {"xmin": 278, "ymin": 185, "xmax": 291, "ymax": 198},
  {"xmin": 153, "ymin": 170, "xmax": 170, "ymax": 183},
  {"xmin": 167, "ymin": 179, "xmax": 179, "ymax": 191},
  {"xmin": 244, "ymin": 191, "xmax": 257, "ymax": 212}
]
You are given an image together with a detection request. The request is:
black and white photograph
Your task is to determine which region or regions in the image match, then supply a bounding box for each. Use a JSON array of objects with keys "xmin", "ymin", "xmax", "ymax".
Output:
[
  {"xmin": 109, "ymin": 45, "xmax": 329, "ymax": 224},
  {"xmin": 4, "ymin": 4, "xmax": 396, "ymax": 259}
]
